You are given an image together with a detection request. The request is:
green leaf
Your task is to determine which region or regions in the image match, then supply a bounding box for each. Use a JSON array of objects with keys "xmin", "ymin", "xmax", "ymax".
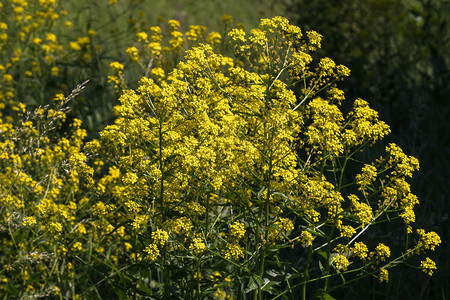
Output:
[
  {"xmin": 261, "ymin": 278, "xmax": 280, "ymax": 295},
  {"xmin": 318, "ymin": 259, "xmax": 326, "ymax": 275},
  {"xmin": 314, "ymin": 289, "xmax": 336, "ymax": 300},
  {"xmin": 244, "ymin": 274, "xmax": 264, "ymax": 293}
]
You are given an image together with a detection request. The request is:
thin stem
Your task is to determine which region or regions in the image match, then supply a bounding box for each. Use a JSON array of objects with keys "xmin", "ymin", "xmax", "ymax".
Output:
[{"xmin": 302, "ymin": 244, "xmax": 313, "ymax": 300}]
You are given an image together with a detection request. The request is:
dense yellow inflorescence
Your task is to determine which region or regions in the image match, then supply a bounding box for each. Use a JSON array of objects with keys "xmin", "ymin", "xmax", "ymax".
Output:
[{"xmin": 0, "ymin": 12, "xmax": 441, "ymax": 298}]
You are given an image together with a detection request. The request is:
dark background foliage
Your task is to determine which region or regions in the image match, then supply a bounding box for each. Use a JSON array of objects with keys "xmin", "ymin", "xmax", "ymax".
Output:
[{"xmin": 284, "ymin": 0, "xmax": 449, "ymax": 298}]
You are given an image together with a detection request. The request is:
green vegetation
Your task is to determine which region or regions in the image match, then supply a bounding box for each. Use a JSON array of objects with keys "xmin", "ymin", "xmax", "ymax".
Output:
[{"xmin": 0, "ymin": 0, "xmax": 446, "ymax": 298}]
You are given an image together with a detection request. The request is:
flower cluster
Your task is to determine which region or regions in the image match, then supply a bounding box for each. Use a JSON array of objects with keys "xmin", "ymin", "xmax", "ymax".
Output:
[{"xmin": 0, "ymin": 13, "xmax": 441, "ymax": 299}]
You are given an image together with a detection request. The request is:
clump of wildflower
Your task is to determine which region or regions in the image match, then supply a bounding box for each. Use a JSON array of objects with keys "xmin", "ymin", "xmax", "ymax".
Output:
[
  {"xmin": 110, "ymin": 61, "xmax": 124, "ymax": 73},
  {"xmin": 370, "ymin": 243, "xmax": 391, "ymax": 263},
  {"xmin": 189, "ymin": 237, "xmax": 206, "ymax": 255},
  {"xmin": 307, "ymin": 30, "xmax": 322, "ymax": 50},
  {"xmin": 126, "ymin": 46, "xmax": 139, "ymax": 61},
  {"xmin": 152, "ymin": 228, "xmax": 169, "ymax": 246},
  {"xmin": 22, "ymin": 216, "xmax": 37, "ymax": 226},
  {"xmin": 349, "ymin": 194, "xmax": 373, "ymax": 226},
  {"xmin": 225, "ymin": 244, "xmax": 244, "ymax": 260},
  {"xmin": 221, "ymin": 15, "xmax": 233, "ymax": 26},
  {"xmin": 333, "ymin": 254, "xmax": 349, "ymax": 271},
  {"xmin": 347, "ymin": 99, "xmax": 391, "ymax": 145},
  {"xmin": 72, "ymin": 242, "xmax": 83, "ymax": 252},
  {"xmin": 144, "ymin": 244, "xmax": 160, "ymax": 261},
  {"xmin": 379, "ymin": 268, "xmax": 389, "ymax": 283},
  {"xmin": 186, "ymin": 25, "xmax": 206, "ymax": 41},
  {"xmin": 340, "ymin": 225, "xmax": 356, "ymax": 238},
  {"xmin": 385, "ymin": 143, "xmax": 419, "ymax": 177},
  {"xmin": 420, "ymin": 257, "xmax": 437, "ymax": 276},
  {"xmin": 275, "ymin": 217, "xmax": 294, "ymax": 232},
  {"xmin": 356, "ymin": 164, "xmax": 377, "ymax": 187},
  {"xmin": 230, "ymin": 222, "xmax": 246, "ymax": 239},
  {"xmin": 299, "ymin": 230, "xmax": 314, "ymax": 247},
  {"xmin": 416, "ymin": 229, "xmax": 441, "ymax": 253},
  {"xmin": 351, "ymin": 242, "xmax": 368, "ymax": 260}
]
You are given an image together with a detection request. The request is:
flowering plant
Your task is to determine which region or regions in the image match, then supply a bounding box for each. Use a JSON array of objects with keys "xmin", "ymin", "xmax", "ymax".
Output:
[
  {"xmin": 0, "ymin": 12, "xmax": 441, "ymax": 299},
  {"xmin": 90, "ymin": 16, "xmax": 441, "ymax": 298}
]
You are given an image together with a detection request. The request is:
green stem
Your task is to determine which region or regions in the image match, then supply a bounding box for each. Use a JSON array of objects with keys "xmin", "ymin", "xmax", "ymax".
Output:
[
  {"xmin": 302, "ymin": 244, "xmax": 313, "ymax": 300},
  {"xmin": 323, "ymin": 225, "xmax": 336, "ymax": 291},
  {"xmin": 197, "ymin": 258, "xmax": 201, "ymax": 299}
]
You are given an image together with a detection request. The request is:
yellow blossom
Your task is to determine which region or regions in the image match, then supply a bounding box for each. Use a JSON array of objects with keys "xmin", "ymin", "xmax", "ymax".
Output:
[
  {"xmin": 351, "ymin": 242, "xmax": 368, "ymax": 259},
  {"xmin": 152, "ymin": 229, "xmax": 169, "ymax": 246},
  {"xmin": 420, "ymin": 257, "xmax": 437, "ymax": 276},
  {"xmin": 189, "ymin": 237, "xmax": 206, "ymax": 255},
  {"xmin": 144, "ymin": 244, "xmax": 159, "ymax": 261},
  {"xmin": 333, "ymin": 254, "xmax": 349, "ymax": 271},
  {"xmin": 230, "ymin": 222, "xmax": 246, "ymax": 239},
  {"xmin": 299, "ymin": 230, "xmax": 314, "ymax": 247},
  {"xmin": 379, "ymin": 268, "xmax": 389, "ymax": 282}
]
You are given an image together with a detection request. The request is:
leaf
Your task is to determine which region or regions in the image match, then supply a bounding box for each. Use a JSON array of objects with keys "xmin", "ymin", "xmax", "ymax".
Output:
[
  {"xmin": 319, "ymin": 259, "xmax": 326, "ymax": 275},
  {"xmin": 257, "ymin": 186, "xmax": 266, "ymax": 200},
  {"xmin": 314, "ymin": 289, "xmax": 336, "ymax": 300},
  {"xmin": 244, "ymin": 274, "xmax": 264, "ymax": 293},
  {"xmin": 261, "ymin": 278, "xmax": 280, "ymax": 295},
  {"xmin": 316, "ymin": 250, "xmax": 328, "ymax": 260}
]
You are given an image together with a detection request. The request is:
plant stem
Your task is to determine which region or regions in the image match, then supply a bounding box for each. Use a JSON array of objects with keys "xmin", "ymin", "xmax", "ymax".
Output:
[{"xmin": 302, "ymin": 244, "xmax": 313, "ymax": 300}]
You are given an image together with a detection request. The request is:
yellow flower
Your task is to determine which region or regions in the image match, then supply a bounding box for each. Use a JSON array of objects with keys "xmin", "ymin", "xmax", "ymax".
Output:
[
  {"xmin": 351, "ymin": 242, "xmax": 368, "ymax": 259},
  {"xmin": 340, "ymin": 225, "xmax": 356, "ymax": 238},
  {"xmin": 46, "ymin": 33, "xmax": 57, "ymax": 43},
  {"xmin": 144, "ymin": 244, "xmax": 159, "ymax": 261},
  {"xmin": 186, "ymin": 25, "xmax": 206, "ymax": 41},
  {"xmin": 51, "ymin": 66, "xmax": 59, "ymax": 76},
  {"xmin": 71, "ymin": 242, "xmax": 83, "ymax": 252},
  {"xmin": 416, "ymin": 229, "xmax": 441, "ymax": 253},
  {"xmin": 420, "ymin": 257, "xmax": 437, "ymax": 276},
  {"xmin": 356, "ymin": 164, "xmax": 377, "ymax": 187},
  {"xmin": 299, "ymin": 230, "xmax": 314, "ymax": 247},
  {"xmin": 189, "ymin": 237, "xmax": 206, "ymax": 255},
  {"xmin": 126, "ymin": 46, "xmax": 139, "ymax": 61},
  {"xmin": 168, "ymin": 19, "xmax": 181, "ymax": 30},
  {"xmin": 70, "ymin": 42, "xmax": 81, "ymax": 51},
  {"xmin": 32, "ymin": 38, "xmax": 43, "ymax": 45},
  {"xmin": 230, "ymin": 222, "xmax": 246, "ymax": 239},
  {"xmin": 370, "ymin": 243, "xmax": 391, "ymax": 263},
  {"xmin": 23, "ymin": 216, "xmax": 37, "ymax": 226},
  {"xmin": 349, "ymin": 194, "xmax": 373, "ymax": 226},
  {"xmin": 152, "ymin": 229, "xmax": 169, "ymax": 246},
  {"xmin": 225, "ymin": 244, "xmax": 244, "ymax": 260},
  {"xmin": 275, "ymin": 217, "xmax": 294, "ymax": 232},
  {"xmin": 207, "ymin": 32, "xmax": 221, "ymax": 44},
  {"xmin": 221, "ymin": 15, "xmax": 233, "ymax": 26},
  {"xmin": 333, "ymin": 254, "xmax": 349, "ymax": 271},
  {"xmin": 228, "ymin": 28, "xmax": 246, "ymax": 43},
  {"xmin": 136, "ymin": 32, "xmax": 148, "ymax": 42},
  {"xmin": 110, "ymin": 61, "xmax": 124, "ymax": 73},
  {"xmin": 3, "ymin": 74, "xmax": 13, "ymax": 82},
  {"xmin": 379, "ymin": 268, "xmax": 389, "ymax": 282},
  {"xmin": 307, "ymin": 30, "xmax": 322, "ymax": 50},
  {"xmin": 151, "ymin": 67, "xmax": 165, "ymax": 79}
]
